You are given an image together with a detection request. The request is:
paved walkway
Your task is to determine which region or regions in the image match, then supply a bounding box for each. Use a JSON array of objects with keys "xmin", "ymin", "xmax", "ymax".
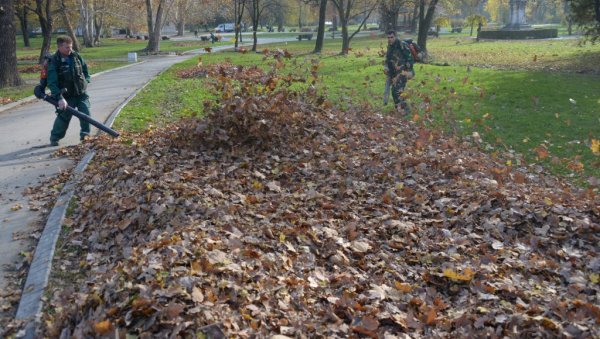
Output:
[
  {"xmin": 0, "ymin": 35, "xmax": 293, "ymax": 290},
  {"xmin": 0, "ymin": 36, "xmax": 299, "ymax": 331},
  {"xmin": 0, "ymin": 54, "xmax": 196, "ymax": 292}
]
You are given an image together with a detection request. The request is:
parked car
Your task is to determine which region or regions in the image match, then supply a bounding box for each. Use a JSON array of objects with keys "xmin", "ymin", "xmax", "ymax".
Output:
[{"xmin": 215, "ymin": 23, "xmax": 234, "ymax": 33}]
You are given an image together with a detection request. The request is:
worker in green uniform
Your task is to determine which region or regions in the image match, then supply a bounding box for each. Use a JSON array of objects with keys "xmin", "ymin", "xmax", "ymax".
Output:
[
  {"xmin": 384, "ymin": 30, "xmax": 414, "ymax": 113},
  {"xmin": 47, "ymin": 35, "xmax": 91, "ymax": 146}
]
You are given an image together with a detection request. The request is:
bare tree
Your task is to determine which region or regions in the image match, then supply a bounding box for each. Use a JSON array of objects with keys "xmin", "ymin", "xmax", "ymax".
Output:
[
  {"xmin": 57, "ymin": 0, "xmax": 82, "ymax": 50},
  {"xmin": 15, "ymin": 0, "xmax": 31, "ymax": 47},
  {"xmin": 410, "ymin": 0, "xmax": 418, "ymax": 32},
  {"xmin": 297, "ymin": 0, "xmax": 303, "ymax": 28},
  {"xmin": 329, "ymin": 0, "xmax": 378, "ymax": 55},
  {"xmin": 313, "ymin": 0, "xmax": 327, "ymax": 53},
  {"xmin": 93, "ymin": 0, "xmax": 107, "ymax": 44},
  {"xmin": 80, "ymin": 0, "xmax": 94, "ymax": 47},
  {"xmin": 144, "ymin": 0, "xmax": 167, "ymax": 52},
  {"xmin": 174, "ymin": 0, "xmax": 189, "ymax": 36},
  {"xmin": 29, "ymin": 0, "xmax": 53, "ymax": 62},
  {"xmin": 416, "ymin": 0, "xmax": 439, "ymax": 54},
  {"xmin": 250, "ymin": 0, "xmax": 262, "ymax": 51},
  {"xmin": 564, "ymin": 0, "xmax": 572, "ymax": 35},
  {"xmin": 263, "ymin": 0, "xmax": 286, "ymax": 31},
  {"xmin": 0, "ymin": 0, "xmax": 24, "ymax": 88},
  {"xmin": 233, "ymin": 0, "xmax": 246, "ymax": 49},
  {"xmin": 379, "ymin": 0, "xmax": 406, "ymax": 31}
]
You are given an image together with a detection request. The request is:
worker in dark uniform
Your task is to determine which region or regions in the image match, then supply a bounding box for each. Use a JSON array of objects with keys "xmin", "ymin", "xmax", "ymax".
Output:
[
  {"xmin": 384, "ymin": 30, "xmax": 414, "ymax": 113},
  {"xmin": 47, "ymin": 35, "xmax": 91, "ymax": 146}
]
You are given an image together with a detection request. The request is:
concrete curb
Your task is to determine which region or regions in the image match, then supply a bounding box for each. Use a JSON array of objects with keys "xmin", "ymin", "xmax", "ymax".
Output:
[
  {"xmin": 13, "ymin": 62, "xmax": 148, "ymax": 338},
  {"xmin": 15, "ymin": 151, "xmax": 95, "ymax": 338},
  {"xmin": 12, "ymin": 41, "xmax": 288, "ymax": 337}
]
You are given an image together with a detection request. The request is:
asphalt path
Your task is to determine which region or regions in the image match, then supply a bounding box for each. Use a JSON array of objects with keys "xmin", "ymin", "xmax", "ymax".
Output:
[
  {"xmin": 0, "ymin": 54, "xmax": 193, "ymax": 291},
  {"xmin": 0, "ymin": 36, "xmax": 296, "ymax": 292}
]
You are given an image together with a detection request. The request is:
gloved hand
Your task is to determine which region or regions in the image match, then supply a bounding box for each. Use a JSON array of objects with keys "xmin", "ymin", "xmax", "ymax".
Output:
[{"xmin": 58, "ymin": 98, "xmax": 68, "ymax": 110}]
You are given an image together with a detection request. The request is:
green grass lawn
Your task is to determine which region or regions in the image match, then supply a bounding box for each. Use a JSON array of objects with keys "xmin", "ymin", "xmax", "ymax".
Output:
[
  {"xmin": 114, "ymin": 35, "xmax": 600, "ymax": 183},
  {"xmin": 113, "ymin": 59, "xmax": 214, "ymax": 131},
  {"xmin": 426, "ymin": 36, "xmax": 600, "ymax": 74}
]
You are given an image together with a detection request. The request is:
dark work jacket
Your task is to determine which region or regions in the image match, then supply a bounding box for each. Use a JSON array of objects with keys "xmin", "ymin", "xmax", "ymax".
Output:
[
  {"xmin": 47, "ymin": 51, "xmax": 90, "ymax": 100},
  {"xmin": 385, "ymin": 38, "xmax": 414, "ymax": 77}
]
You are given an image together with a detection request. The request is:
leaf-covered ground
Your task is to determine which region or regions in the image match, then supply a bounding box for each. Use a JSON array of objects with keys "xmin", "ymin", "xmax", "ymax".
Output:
[{"xmin": 28, "ymin": 60, "xmax": 600, "ymax": 337}]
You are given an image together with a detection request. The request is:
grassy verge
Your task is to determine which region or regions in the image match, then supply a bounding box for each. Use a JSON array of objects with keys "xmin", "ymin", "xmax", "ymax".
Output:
[
  {"xmin": 113, "ymin": 59, "xmax": 214, "ymax": 131},
  {"xmin": 115, "ymin": 35, "xmax": 600, "ymax": 183}
]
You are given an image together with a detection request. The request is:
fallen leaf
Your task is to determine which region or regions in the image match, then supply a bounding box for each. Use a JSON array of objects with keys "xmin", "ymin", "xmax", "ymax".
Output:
[
  {"xmin": 350, "ymin": 240, "xmax": 371, "ymax": 253},
  {"xmin": 443, "ymin": 268, "xmax": 475, "ymax": 282},
  {"xmin": 93, "ymin": 320, "xmax": 111, "ymax": 335}
]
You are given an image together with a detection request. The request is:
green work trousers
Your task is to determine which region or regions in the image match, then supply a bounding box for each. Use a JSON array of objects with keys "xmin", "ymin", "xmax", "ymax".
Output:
[
  {"xmin": 391, "ymin": 73, "xmax": 408, "ymax": 108},
  {"xmin": 50, "ymin": 93, "xmax": 91, "ymax": 142}
]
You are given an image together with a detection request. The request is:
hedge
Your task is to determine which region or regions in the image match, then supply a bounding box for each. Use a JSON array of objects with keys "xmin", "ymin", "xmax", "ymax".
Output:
[{"xmin": 478, "ymin": 28, "xmax": 558, "ymax": 40}]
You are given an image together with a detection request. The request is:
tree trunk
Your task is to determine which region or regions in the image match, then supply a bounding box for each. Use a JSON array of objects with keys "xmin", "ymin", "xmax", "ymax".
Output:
[
  {"xmin": 175, "ymin": 0, "xmax": 188, "ymax": 36},
  {"xmin": 176, "ymin": 20, "xmax": 184, "ymax": 36},
  {"xmin": 313, "ymin": 0, "xmax": 327, "ymax": 53},
  {"xmin": 251, "ymin": 0, "xmax": 260, "ymax": 51},
  {"xmin": 59, "ymin": 0, "xmax": 82, "ymax": 51},
  {"xmin": 298, "ymin": 0, "xmax": 302, "ymax": 29},
  {"xmin": 0, "ymin": 0, "xmax": 24, "ymax": 88},
  {"xmin": 234, "ymin": 0, "xmax": 245, "ymax": 49},
  {"xmin": 332, "ymin": 0, "xmax": 376, "ymax": 55},
  {"xmin": 153, "ymin": 0, "xmax": 165, "ymax": 50},
  {"xmin": 416, "ymin": 0, "xmax": 438, "ymax": 54},
  {"xmin": 379, "ymin": 1, "xmax": 400, "ymax": 32},
  {"xmin": 16, "ymin": 4, "xmax": 30, "ymax": 47},
  {"xmin": 144, "ymin": 0, "xmax": 165, "ymax": 53},
  {"xmin": 34, "ymin": 0, "xmax": 53, "ymax": 63},
  {"xmin": 563, "ymin": 0, "xmax": 572, "ymax": 35},
  {"xmin": 411, "ymin": 1, "xmax": 419, "ymax": 33},
  {"xmin": 80, "ymin": 0, "xmax": 94, "ymax": 47},
  {"xmin": 93, "ymin": 0, "xmax": 104, "ymax": 44},
  {"xmin": 336, "ymin": 1, "xmax": 349, "ymax": 54},
  {"xmin": 145, "ymin": 0, "xmax": 155, "ymax": 52}
]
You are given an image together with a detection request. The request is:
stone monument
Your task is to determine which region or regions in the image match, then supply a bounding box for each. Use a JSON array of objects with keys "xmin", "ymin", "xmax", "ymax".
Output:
[
  {"xmin": 503, "ymin": 0, "xmax": 531, "ymax": 30},
  {"xmin": 475, "ymin": 0, "xmax": 557, "ymax": 39}
]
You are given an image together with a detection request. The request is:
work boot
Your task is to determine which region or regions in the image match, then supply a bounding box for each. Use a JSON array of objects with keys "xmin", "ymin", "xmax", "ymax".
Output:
[
  {"xmin": 50, "ymin": 139, "xmax": 59, "ymax": 146},
  {"xmin": 397, "ymin": 103, "xmax": 411, "ymax": 116}
]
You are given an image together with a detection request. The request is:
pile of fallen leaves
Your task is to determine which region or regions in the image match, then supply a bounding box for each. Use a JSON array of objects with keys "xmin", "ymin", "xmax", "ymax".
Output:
[
  {"xmin": 18, "ymin": 64, "xmax": 42, "ymax": 74},
  {"xmin": 39, "ymin": 61, "xmax": 598, "ymax": 338}
]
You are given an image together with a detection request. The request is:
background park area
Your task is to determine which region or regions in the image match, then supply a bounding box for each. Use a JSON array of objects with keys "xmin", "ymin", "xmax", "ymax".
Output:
[
  {"xmin": 6, "ymin": 30, "xmax": 597, "ymax": 181},
  {"xmin": 0, "ymin": 0, "xmax": 599, "ymax": 337},
  {"xmin": 2, "ymin": 29, "xmax": 599, "ymax": 337}
]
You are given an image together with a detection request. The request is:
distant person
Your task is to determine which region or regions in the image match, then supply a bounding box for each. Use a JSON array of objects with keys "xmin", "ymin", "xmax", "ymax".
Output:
[
  {"xmin": 384, "ymin": 30, "xmax": 414, "ymax": 113},
  {"xmin": 210, "ymin": 31, "xmax": 216, "ymax": 43},
  {"xmin": 194, "ymin": 30, "xmax": 198, "ymax": 38},
  {"xmin": 47, "ymin": 35, "xmax": 92, "ymax": 146}
]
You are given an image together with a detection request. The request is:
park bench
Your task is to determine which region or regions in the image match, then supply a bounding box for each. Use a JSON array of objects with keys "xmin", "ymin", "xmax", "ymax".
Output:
[{"xmin": 297, "ymin": 33, "xmax": 313, "ymax": 41}]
